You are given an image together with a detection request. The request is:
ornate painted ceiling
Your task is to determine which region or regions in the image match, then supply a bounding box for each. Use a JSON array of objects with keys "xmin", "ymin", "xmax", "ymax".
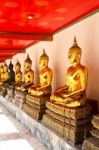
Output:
[{"xmin": 0, "ymin": 0, "xmax": 98, "ymax": 62}]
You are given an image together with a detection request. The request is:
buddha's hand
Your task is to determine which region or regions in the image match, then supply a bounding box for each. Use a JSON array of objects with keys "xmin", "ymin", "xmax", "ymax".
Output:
[
  {"xmin": 21, "ymin": 87, "xmax": 26, "ymax": 91},
  {"xmin": 50, "ymin": 94, "xmax": 56, "ymax": 100},
  {"xmin": 61, "ymin": 93, "xmax": 69, "ymax": 97},
  {"xmin": 28, "ymin": 87, "xmax": 32, "ymax": 93},
  {"xmin": 16, "ymin": 85, "xmax": 23, "ymax": 90},
  {"xmin": 61, "ymin": 90, "xmax": 71, "ymax": 97},
  {"xmin": 37, "ymin": 87, "xmax": 42, "ymax": 91}
]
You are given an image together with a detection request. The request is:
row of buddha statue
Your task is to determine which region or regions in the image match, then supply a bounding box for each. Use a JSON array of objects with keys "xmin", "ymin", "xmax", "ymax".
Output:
[
  {"xmin": 0, "ymin": 37, "xmax": 92, "ymax": 144},
  {"xmin": 0, "ymin": 37, "xmax": 88, "ymax": 108}
]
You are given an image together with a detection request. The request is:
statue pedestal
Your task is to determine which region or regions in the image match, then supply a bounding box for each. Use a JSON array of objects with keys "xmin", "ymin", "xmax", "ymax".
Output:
[
  {"xmin": 82, "ymin": 114, "xmax": 99, "ymax": 150},
  {"xmin": 5, "ymin": 85, "xmax": 15, "ymax": 101},
  {"xmin": 22, "ymin": 94, "xmax": 50, "ymax": 120},
  {"xmin": 12, "ymin": 89, "xmax": 26, "ymax": 108},
  {"xmin": 43, "ymin": 101, "xmax": 92, "ymax": 144},
  {"xmin": 0, "ymin": 84, "xmax": 7, "ymax": 96},
  {"xmin": 0, "ymin": 95, "xmax": 81, "ymax": 150}
]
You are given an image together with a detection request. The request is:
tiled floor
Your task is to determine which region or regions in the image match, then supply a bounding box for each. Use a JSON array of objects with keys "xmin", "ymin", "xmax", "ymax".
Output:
[{"xmin": 0, "ymin": 104, "xmax": 48, "ymax": 150}]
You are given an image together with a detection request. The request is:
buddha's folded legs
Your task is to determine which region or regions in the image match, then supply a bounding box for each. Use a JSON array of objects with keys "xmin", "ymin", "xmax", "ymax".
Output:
[
  {"xmin": 51, "ymin": 92, "xmax": 86, "ymax": 107},
  {"xmin": 28, "ymin": 85, "xmax": 40, "ymax": 95},
  {"xmin": 51, "ymin": 94, "xmax": 68, "ymax": 105},
  {"xmin": 28, "ymin": 85, "xmax": 51, "ymax": 96}
]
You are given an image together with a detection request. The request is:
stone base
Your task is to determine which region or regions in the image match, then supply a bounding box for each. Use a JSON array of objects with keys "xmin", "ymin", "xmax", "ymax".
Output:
[
  {"xmin": 5, "ymin": 86, "xmax": 14, "ymax": 101},
  {"xmin": 46, "ymin": 101, "xmax": 91, "ymax": 119},
  {"xmin": 26, "ymin": 94, "xmax": 50, "ymax": 105},
  {"xmin": 64, "ymin": 123, "xmax": 91, "ymax": 144},
  {"xmin": 0, "ymin": 95, "xmax": 81, "ymax": 150},
  {"xmin": 43, "ymin": 114, "xmax": 91, "ymax": 144},
  {"xmin": 0, "ymin": 85, "xmax": 7, "ymax": 97},
  {"xmin": 43, "ymin": 115, "xmax": 64, "ymax": 136},
  {"xmin": 12, "ymin": 89, "xmax": 27, "ymax": 108},
  {"xmin": 82, "ymin": 114, "xmax": 99, "ymax": 150},
  {"xmin": 82, "ymin": 137, "xmax": 99, "ymax": 150},
  {"xmin": 91, "ymin": 114, "xmax": 99, "ymax": 130},
  {"xmin": 23, "ymin": 103, "xmax": 45, "ymax": 120},
  {"xmin": 22, "ymin": 94, "xmax": 50, "ymax": 120},
  {"xmin": 43, "ymin": 101, "xmax": 92, "ymax": 144},
  {"xmin": 25, "ymin": 100, "xmax": 46, "ymax": 109},
  {"xmin": 0, "ymin": 90, "xmax": 6, "ymax": 96},
  {"xmin": 90, "ymin": 129, "xmax": 99, "ymax": 139},
  {"xmin": 46, "ymin": 109, "xmax": 92, "ymax": 126}
]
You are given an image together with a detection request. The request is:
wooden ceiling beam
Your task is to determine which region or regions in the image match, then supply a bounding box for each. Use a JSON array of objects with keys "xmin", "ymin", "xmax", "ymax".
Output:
[
  {"xmin": 0, "ymin": 32, "xmax": 53, "ymax": 41},
  {"xmin": 0, "ymin": 49, "xmax": 25, "ymax": 53},
  {"xmin": 0, "ymin": 48, "xmax": 25, "ymax": 50}
]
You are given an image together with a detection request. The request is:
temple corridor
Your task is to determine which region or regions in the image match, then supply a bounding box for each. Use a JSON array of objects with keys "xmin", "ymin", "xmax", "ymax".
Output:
[{"xmin": 0, "ymin": 103, "xmax": 48, "ymax": 150}]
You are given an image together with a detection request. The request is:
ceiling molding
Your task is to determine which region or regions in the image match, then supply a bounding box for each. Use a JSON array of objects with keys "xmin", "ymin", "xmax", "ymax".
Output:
[{"xmin": 0, "ymin": 32, "xmax": 53, "ymax": 41}]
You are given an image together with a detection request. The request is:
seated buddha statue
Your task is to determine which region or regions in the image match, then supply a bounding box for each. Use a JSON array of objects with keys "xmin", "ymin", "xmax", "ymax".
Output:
[
  {"xmin": 0, "ymin": 65, "xmax": 4, "ymax": 84},
  {"xmin": 0, "ymin": 66, "xmax": 1, "ymax": 82},
  {"xmin": 8, "ymin": 61, "xmax": 15, "ymax": 83},
  {"xmin": 28, "ymin": 49, "xmax": 53, "ymax": 96},
  {"xmin": 3, "ymin": 62, "xmax": 9, "ymax": 83},
  {"xmin": 51, "ymin": 37, "xmax": 88, "ymax": 108},
  {"xmin": 0, "ymin": 63, "xmax": 9, "ymax": 95},
  {"xmin": 4, "ymin": 61, "xmax": 15, "ymax": 84},
  {"xmin": 13, "ymin": 60, "xmax": 22, "ymax": 86},
  {"xmin": 16, "ymin": 55, "xmax": 34, "ymax": 91}
]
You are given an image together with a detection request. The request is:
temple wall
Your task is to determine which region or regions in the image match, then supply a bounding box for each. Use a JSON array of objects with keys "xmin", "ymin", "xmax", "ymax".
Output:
[{"xmin": 6, "ymin": 12, "xmax": 99, "ymax": 110}]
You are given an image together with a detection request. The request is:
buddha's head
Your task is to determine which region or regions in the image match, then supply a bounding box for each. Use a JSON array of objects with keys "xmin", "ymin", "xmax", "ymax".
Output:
[
  {"xmin": 15, "ymin": 60, "xmax": 21, "ymax": 72},
  {"xmin": 68, "ymin": 37, "xmax": 82, "ymax": 66},
  {"xmin": 9, "ymin": 61, "xmax": 13, "ymax": 71},
  {"xmin": 3, "ymin": 63, "xmax": 8, "ymax": 73},
  {"xmin": 39, "ymin": 49, "xmax": 49, "ymax": 67},
  {"xmin": 24, "ymin": 54, "xmax": 32, "ymax": 71}
]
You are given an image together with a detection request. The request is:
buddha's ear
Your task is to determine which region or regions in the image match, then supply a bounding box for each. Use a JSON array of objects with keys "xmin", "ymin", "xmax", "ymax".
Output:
[
  {"xmin": 77, "ymin": 53, "xmax": 81, "ymax": 60},
  {"xmin": 45, "ymin": 59, "xmax": 48, "ymax": 65}
]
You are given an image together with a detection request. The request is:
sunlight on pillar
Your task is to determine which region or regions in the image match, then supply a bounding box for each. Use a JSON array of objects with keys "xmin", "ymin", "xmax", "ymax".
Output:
[
  {"xmin": 0, "ymin": 115, "xmax": 18, "ymax": 134},
  {"xmin": 0, "ymin": 139, "xmax": 33, "ymax": 150}
]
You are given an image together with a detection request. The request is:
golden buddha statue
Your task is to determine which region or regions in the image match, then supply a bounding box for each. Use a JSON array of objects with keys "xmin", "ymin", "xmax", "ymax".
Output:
[
  {"xmin": 0, "ymin": 63, "xmax": 9, "ymax": 95},
  {"xmin": 3, "ymin": 62, "xmax": 9, "ymax": 82},
  {"xmin": 24, "ymin": 54, "xmax": 34, "ymax": 85},
  {"xmin": 0, "ymin": 65, "xmax": 4, "ymax": 84},
  {"xmin": 15, "ymin": 60, "xmax": 22, "ymax": 84},
  {"xmin": 0, "ymin": 66, "xmax": 1, "ymax": 82},
  {"xmin": 3, "ymin": 61, "xmax": 15, "ymax": 85},
  {"xmin": 16, "ymin": 55, "xmax": 34, "ymax": 91},
  {"xmin": 51, "ymin": 37, "xmax": 88, "ymax": 108},
  {"xmin": 28, "ymin": 49, "xmax": 52, "ymax": 96}
]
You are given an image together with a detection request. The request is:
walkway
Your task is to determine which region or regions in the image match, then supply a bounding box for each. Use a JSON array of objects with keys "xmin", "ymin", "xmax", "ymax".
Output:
[{"xmin": 0, "ymin": 103, "xmax": 48, "ymax": 150}]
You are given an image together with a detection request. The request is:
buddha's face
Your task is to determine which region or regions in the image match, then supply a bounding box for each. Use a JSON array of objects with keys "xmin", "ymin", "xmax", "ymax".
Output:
[
  {"xmin": 39, "ymin": 59, "xmax": 48, "ymax": 67},
  {"xmin": 15, "ymin": 65, "xmax": 20, "ymax": 72},
  {"xmin": 24, "ymin": 62, "xmax": 31, "ymax": 71},
  {"xmin": 68, "ymin": 52, "xmax": 81, "ymax": 66},
  {"xmin": 0, "ymin": 67, "xmax": 3, "ymax": 73},
  {"xmin": 3, "ymin": 66, "xmax": 8, "ymax": 72}
]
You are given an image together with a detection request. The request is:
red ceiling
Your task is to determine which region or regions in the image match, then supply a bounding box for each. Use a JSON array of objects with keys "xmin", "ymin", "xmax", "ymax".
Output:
[{"xmin": 0, "ymin": 0, "xmax": 98, "ymax": 62}]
